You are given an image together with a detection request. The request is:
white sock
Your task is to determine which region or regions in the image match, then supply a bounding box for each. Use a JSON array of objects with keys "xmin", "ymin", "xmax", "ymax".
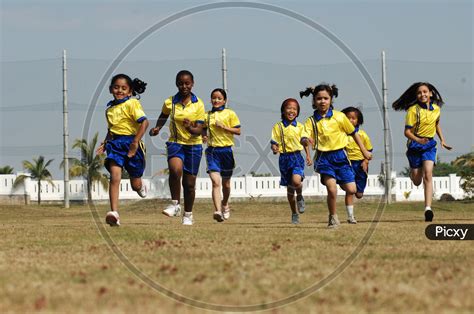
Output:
[
  {"xmin": 346, "ymin": 205, "xmax": 354, "ymax": 217},
  {"xmin": 425, "ymin": 206, "xmax": 432, "ymax": 211},
  {"xmin": 172, "ymin": 200, "xmax": 179, "ymax": 205}
]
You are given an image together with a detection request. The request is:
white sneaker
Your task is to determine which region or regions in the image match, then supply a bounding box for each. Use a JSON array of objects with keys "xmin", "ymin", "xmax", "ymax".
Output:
[
  {"xmin": 162, "ymin": 200, "xmax": 181, "ymax": 217},
  {"xmin": 105, "ymin": 211, "xmax": 120, "ymax": 227},
  {"xmin": 137, "ymin": 185, "xmax": 147, "ymax": 198},
  {"xmin": 182, "ymin": 212, "xmax": 193, "ymax": 225},
  {"xmin": 347, "ymin": 215, "xmax": 357, "ymax": 224},
  {"xmin": 222, "ymin": 202, "xmax": 230, "ymax": 220}
]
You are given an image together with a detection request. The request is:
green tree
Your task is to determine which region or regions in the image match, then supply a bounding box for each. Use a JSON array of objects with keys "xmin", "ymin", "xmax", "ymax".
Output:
[
  {"xmin": 13, "ymin": 156, "xmax": 54, "ymax": 205},
  {"xmin": 0, "ymin": 165, "xmax": 14, "ymax": 174},
  {"xmin": 64, "ymin": 132, "xmax": 109, "ymax": 204},
  {"xmin": 452, "ymin": 152, "xmax": 474, "ymax": 198},
  {"xmin": 433, "ymin": 157, "xmax": 459, "ymax": 176}
]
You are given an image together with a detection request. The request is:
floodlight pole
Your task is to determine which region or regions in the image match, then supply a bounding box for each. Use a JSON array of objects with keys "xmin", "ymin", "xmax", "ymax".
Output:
[
  {"xmin": 382, "ymin": 50, "xmax": 392, "ymax": 204},
  {"xmin": 222, "ymin": 48, "xmax": 228, "ymax": 92},
  {"xmin": 63, "ymin": 50, "xmax": 70, "ymax": 208}
]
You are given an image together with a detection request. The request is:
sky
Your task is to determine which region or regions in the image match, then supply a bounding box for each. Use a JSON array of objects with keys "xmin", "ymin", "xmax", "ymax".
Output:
[{"xmin": 1, "ymin": 0, "xmax": 473, "ymax": 178}]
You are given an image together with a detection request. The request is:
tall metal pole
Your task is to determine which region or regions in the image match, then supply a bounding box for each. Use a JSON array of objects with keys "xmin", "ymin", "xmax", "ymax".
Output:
[
  {"xmin": 63, "ymin": 50, "xmax": 70, "ymax": 208},
  {"xmin": 382, "ymin": 50, "xmax": 392, "ymax": 204},
  {"xmin": 222, "ymin": 48, "xmax": 228, "ymax": 92}
]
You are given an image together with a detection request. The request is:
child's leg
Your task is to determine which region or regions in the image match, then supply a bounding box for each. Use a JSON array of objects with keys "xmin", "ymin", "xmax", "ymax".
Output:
[
  {"xmin": 355, "ymin": 192, "xmax": 364, "ymax": 199},
  {"xmin": 287, "ymin": 186, "xmax": 297, "ymax": 214},
  {"xmin": 130, "ymin": 177, "xmax": 143, "ymax": 192},
  {"xmin": 345, "ymin": 193, "xmax": 354, "ymax": 218},
  {"xmin": 345, "ymin": 193, "xmax": 354, "ymax": 207},
  {"xmin": 108, "ymin": 161, "xmax": 122, "ymax": 211},
  {"xmin": 168, "ymin": 157, "xmax": 183, "ymax": 202},
  {"xmin": 422, "ymin": 160, "xmax": 434, "ymax": 208},
  {"xmin": 182, "ymin": 173, "xmax": 197, "ymax": 213},
  {"xmin": 322, "ymin": 175, "xmax": 338, "ymax": 215},
  {"xmin": 291, "ymin": 174, "xmax": 303, "ymax": 199},
  {"xmin": 209, "ymin": 172, "xmax": 222, "ymax": 212},
  {"xmin": 410, "ymin": 168, "xmax": 423, "ymax": 186},
  {"xmin": 222, "ymin": 177, "xmax": 231, "ymax": 207}
]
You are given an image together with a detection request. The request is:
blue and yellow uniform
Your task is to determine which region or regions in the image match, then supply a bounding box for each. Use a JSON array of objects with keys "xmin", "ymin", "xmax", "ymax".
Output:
[
  {"xmin": 205, "ymin": 105, "xmax": 241, "ymax": 178},
  {"xmin": 405, "ymin": 102, "xmax": 440, "ymax": 168},
  {"xmin": 105, "ymin": 97, "xmax": 147, "ymax": 178},
  {"xmin": 271, "ymin": 119, "xmax": 305, "ymax": 186},
  {"xmin": 346, "ymin": 127, "xmax": 373, "ymax": 193},
  {"xmin": 302, "ymin": 109, "xmax": 356, "ymax": 185},
  {"xmin": 162, "ymin": 93, "xmax": 206, "ymax": 175}
]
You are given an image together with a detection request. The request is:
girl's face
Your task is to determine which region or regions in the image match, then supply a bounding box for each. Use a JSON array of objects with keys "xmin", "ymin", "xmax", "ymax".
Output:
[
  {"xmin": 283, "ymin": 101, "xmax": 298, "ymax": 121},
  {"xmin": 345, "ymin": 111, "xmax": 358, "ymax": 127},
  {"xmin": 176, "ymin": 74, "xmax": 194, "ymax": 96},
  {"xmin": 110, "ymin": 78, "xmax": 132, "ymax": 100},
  {"xmin": 416, "ymin": 85, "xmax": 432, "ymax": 104},
  {"xmin": 211, "ymin": 91, "xmax": 226, "ymax": 108},
  {"xmin": 313, "ymin": 90, "xmax": 332, "ymax": 114}
]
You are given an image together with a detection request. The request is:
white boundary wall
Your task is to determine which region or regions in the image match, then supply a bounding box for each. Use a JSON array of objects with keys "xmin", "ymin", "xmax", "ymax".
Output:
[{"xmin": 0, "ymin": 173, "xmax": 465, "ymax": 202}]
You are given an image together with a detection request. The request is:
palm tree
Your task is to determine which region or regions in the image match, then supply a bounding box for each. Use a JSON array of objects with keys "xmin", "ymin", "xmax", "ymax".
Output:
[
  {"xmin": 63, "ymin": 132, "xmax": 108, "ymax": 203},
  {"xmin": 0, "ymin": 165, "xmax": 14, "ymax": 174},
  {"xmin": 13, "ymin": 156, "xmax": 54, "ymax": 205}
]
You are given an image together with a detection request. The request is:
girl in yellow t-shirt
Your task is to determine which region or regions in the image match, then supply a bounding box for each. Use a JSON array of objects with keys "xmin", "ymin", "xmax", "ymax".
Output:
[
  {"xmin": 202, "ymin": 88, "xmax": 241, "ymax": 222},
  {"xmin": 392, "ymin": 82, "xmax": 452, "ymax": 222}
]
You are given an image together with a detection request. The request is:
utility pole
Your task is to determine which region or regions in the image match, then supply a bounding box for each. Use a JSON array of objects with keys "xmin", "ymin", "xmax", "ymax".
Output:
[
  {"xmin": 382, "ymin": 50, "xmax": 392, "ymax": 204},
  {"xmin": 222, "ymin": 48, "xmax": 228, "ymax": 92},
  {"xmin": 63, "ymin": 50, "xmax": 70, "ymax": 208}
]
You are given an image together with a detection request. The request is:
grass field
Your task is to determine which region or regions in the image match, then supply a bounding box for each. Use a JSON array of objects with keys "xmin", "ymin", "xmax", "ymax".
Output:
[{"xmin": 0, "ymin": 199, "xmax": 473, "ymax": 313}]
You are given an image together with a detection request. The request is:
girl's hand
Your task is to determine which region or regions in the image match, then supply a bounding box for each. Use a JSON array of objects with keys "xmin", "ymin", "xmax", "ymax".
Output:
[
  {"xmin": 215, "ymin": 120, "xmax": 225, "ymax": 130},
  {"xmin": 417, "ymin": 137, "xmax": 429, "ymax": 145},
  {"xmin": 441, "ymin": 141, "xmax": 453, "ymax": 150},
  {"xmin": 202, "ymin": 135, "xmax": 208, "ymax": 144},
  {"xmin": 271, "ymin": 143, "xmax": 279, "ymax": 154},
  {"xmin": 96, "ymin": 142, "xmax": 106, "ymax": 155},
  {"xmin": 306, "ymin": 155, "xmax": 313, "ymax": 166},
  {"xmin": 183, "ymin": 118, "xmax": 193, "ymax": 130},
  {"xmin": 363, "ymin": 150, "xmax": 372, "ymax": 160},
  {"xmin": 361, "ymin": 159, "xmax": 369, "ymax": 173},
  {"xmin": 127, "ymin": 141, "xmax": 138, "ymax": 158},
  {"xmin": 149, "ymin": 127, "xmax": 160, "ymax": 136}
]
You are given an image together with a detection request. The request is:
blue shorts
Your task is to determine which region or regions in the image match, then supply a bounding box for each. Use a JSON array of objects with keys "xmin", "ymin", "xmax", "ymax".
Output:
[
  {"xmin": 166, "ymin": 142, "xmax": 202, "ymax": 176},
  {"xmin": 351, "ymin": 160, "xmax": 368, "ymax": 193},
  {"xmin": 279, "ymin": 152, "xmax": 305, "ymax": 187},
  {"xmin": 206, "ymin": 146, "xmax": 235, "ymax": 178},
  {"xmin": 105, "ymin": 135, "xmax": 146, "ymax": 178},
  {"xmin": 406, "ymin": 138, "xmax": 437, "ymax": 169},
  {"xmin": 314, "ymin": 149, "xmax": 354, "ymax": 185}
]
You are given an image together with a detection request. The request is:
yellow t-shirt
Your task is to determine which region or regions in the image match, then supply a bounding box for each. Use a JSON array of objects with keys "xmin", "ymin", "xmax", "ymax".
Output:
[
  {"xmin": 405, "ymin": 102, "xmax": 440, "ymax": 138},
  {"xmin": 206, "ymin": 106, "xmax": 241, "ymax": 147},
  {"xmin": 271, "ymin": 120, "xmax": 305, "ymax": 153},
  {"xmin": 302, "ymin": 109, "xmax": 355, "ymax": 151},
  {"xmin": 162, "ymin": 93, "xmax": 206, "ymax": 145},
  {"xmin": 346, "ymin": 128, "xmax": 373, "ymax": 161},
  {"xmin": 106, "ymin": 97, "xmax": 147, "ymax": 135}
]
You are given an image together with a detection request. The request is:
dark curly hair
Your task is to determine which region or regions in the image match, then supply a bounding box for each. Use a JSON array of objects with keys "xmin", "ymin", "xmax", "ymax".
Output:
[{"xmin": 392, "ymin": 82, "xmax": 444, "ymax": 111}]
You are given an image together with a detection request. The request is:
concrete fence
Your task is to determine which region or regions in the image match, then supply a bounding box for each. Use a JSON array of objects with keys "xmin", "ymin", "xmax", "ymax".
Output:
[{"xmin": 0, "ymin": 172, "xmax": 466, "ymax": 204}]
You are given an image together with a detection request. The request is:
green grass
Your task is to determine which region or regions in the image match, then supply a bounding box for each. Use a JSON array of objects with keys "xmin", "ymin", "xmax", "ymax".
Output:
[{"xmin": 0, "ymin": 199, "xmax": 473, "ymax": 313}]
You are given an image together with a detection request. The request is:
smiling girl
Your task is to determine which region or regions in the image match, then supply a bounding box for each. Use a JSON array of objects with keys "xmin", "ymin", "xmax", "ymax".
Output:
[
  {"xmin": 149, "ymin": 70, "xmax": 205, "ymax": 226},
  {"xmin": 202, "ymin": 88, "xmax": 241, "ymax": 222},
  {"xmin": 392, "ymin": 82, "xmax": 452, "ymax": 222},
  {"xmin": 271, "ymin": 98, "xmax": 311, "ymax": 224},
  {"xmin": 97, "ymin": 74, "xmax": 149, "ymax": 227}
]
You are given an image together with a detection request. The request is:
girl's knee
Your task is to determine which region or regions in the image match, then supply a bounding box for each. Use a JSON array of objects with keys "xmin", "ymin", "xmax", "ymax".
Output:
[{"xmin": 355, "ymin": 192, "xmax": 363, "ymax": 199}]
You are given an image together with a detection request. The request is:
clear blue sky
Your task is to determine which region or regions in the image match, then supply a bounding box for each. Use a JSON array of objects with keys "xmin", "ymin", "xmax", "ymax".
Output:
[{"xmin": 1, "ymin": 0, "xmax": 473, "ymax": 177}]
